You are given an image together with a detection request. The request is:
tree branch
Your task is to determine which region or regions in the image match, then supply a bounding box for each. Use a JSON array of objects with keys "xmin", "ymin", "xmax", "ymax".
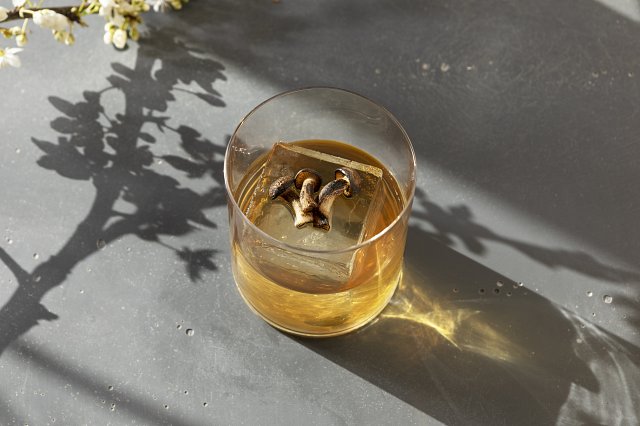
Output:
[{"xmin": 5, "ymin": 7, "xmax": 84, "ymax": 24}]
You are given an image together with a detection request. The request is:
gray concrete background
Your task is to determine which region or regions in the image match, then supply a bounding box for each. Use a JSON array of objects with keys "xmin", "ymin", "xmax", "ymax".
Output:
[{"xmin": 1, "ymin": 0, "xmax": 639, "ymax": 424}]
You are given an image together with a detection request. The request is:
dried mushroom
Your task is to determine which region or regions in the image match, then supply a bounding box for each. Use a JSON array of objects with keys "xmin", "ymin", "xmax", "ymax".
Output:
[
  {"xmin": 268, "ymin": 175, "xmax": 313, "ymax": 228},
  {"xmin": 294, "ymin": 168, "xmax": 322, "ymax": 213}
]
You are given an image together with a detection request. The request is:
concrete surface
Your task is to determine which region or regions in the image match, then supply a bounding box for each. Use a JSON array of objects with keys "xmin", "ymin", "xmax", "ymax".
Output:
[{"xmin": 1, "ymin": 1, "xmax": 639, "ymax": 424}]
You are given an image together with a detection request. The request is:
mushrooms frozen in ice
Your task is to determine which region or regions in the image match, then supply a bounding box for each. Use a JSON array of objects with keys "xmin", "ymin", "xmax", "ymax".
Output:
[
  {"xmin": 269, "ymin": 175, "xmax": 313, "ymax": 228},
  {"xmin": 315, "ymin": 167, "xmax": 360, "ymax": 231},
  {"xmin": 294, "ymin": 168, "xmax": 322, "ymax": 213}
]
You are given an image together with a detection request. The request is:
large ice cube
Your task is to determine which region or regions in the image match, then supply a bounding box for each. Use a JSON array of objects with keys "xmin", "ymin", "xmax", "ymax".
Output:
[{"xmin": 244, "ymin": 142, "xmax": 384, "ymax": 292}]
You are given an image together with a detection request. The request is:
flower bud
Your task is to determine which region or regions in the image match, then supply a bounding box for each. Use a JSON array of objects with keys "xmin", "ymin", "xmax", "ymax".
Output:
[
  {"xmin": 103, "ymin": 29, "xmax": 113, "ymax": 45},
  {"xmin": 16, "ymin": 33, "xmax": 27, "ymax": 47},
  {"xmin": 112, "ymin": 28, "xmax": 127, "ymax": 49}
]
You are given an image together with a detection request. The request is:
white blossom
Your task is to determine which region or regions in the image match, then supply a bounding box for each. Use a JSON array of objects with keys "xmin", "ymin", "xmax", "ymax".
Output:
[
  {"xmin": 99, "ymin": 0, "xmax": 117, "ymax": 16},
  {"xmin": 112, "ymin": 28, "xmax": 127, "ymax": 49},
  {"xmin": 149, "ymin": 0, "xmax": 170, "ymax": 12},
  {"xmin": 33, "ymin": 9, "xmax": 70, "ymax": 32},
  {"xmin": 0, "ymin": 47, "xmax": 23, "ymax": 69},
  {"xmin": 111, "ymin": 12, "xmax": 125, "ymax": 27},
  {"xmin": 1, "ymin": 0, "xmax": 188, "ymax": 70},
  {"xmin": 118, "ymin": 2, "xmax": 136, "ymax": 15},
  {"xmin": 100, "ymin": 0, "xmax": 126, "ymax": 30}
]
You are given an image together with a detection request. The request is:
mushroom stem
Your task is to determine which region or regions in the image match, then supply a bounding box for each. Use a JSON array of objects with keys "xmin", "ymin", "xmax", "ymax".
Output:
[
  {"xmin": 292, "ymin": 199, "xmax": 314, "ymax": 228},
  {"xmin": 269, "ymin": 174, "xmax": 314, "ymax": 228},
  {"xmin": 313, "ymin": 211, "xmax": 330, "ymax": 231},
  {"xmin": 315, "ymin": 179, "xmax": 349, "ymax": 231},
  {"xmin": 280, "ymin": 189, "xmax": 313, "ymax": 228},
  {"xmin": 299, "ymin": 178, "xmax": 319, "ymax": 213},
  {"xmin": 295, "ymin": 168, "xmax": 322, "ymax": 213},
  {"xmin": 334, "ymin": 167, "xmax": 360, "ymax": 198}
]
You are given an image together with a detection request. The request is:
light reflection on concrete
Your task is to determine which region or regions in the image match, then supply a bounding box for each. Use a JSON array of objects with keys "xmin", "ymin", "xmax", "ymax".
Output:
[
  {"xmin": 377, "ymin": 263, "xmax": 640, "ymax": 425},
  {"xmin": 557, "ymin": 310, "xmax": 640, "ymax": 424},
  {"xmin": 593, "ymin": 0, "xmax": 640, "ymax": 22},
  {"xmin": 383, "ymin": 266, "xmax": 529, "ymax": 365}
]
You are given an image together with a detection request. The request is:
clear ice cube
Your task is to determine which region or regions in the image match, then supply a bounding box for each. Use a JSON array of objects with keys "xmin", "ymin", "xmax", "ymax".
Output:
[{"xmin": 244, "ymin": 142, "xmax": 384, "ymax": 292}]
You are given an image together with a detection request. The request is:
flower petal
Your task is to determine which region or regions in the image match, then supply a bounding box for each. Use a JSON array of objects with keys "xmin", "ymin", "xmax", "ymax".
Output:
[
  {"xmin": 0, "ymin": 7, "xmax": 9, "ymax": 22},
  {"xmin": 6, "ymin": 54, "xmax": 21, "ymax": 68}
]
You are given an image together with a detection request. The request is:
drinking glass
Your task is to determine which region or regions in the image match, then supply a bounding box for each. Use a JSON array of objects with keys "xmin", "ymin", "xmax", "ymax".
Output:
[{"xmin": 224, "ymin": 87, "xmax": 416, "ymax": 337}]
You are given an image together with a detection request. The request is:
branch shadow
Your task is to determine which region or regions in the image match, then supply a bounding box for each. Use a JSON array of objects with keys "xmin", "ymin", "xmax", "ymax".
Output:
[
  {"xmin": 412, "ymin": 188, "xmax": 640, "ymax": 284},
  {"xmin": 300, "ymin": 225, "xmax": 640, "ymax": 425},
  {"xmin": 0, "ymin": 26, "xmax": 227, "ymax": 357}
]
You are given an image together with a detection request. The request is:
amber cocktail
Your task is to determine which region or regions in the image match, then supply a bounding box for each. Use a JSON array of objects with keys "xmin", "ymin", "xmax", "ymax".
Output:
[{"xmin": 224, "ymin": 88, "xmax": 416, "ymax": 337}]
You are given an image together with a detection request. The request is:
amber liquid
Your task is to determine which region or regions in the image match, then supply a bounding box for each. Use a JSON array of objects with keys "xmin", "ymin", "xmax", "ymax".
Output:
[{"xmin": 231, "ymin": 140, "xmax": 408, "ymax": 336}]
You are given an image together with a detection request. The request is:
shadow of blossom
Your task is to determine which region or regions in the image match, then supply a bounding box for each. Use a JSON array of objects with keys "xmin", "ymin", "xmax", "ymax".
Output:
[
  {"xmin": 177, "ymin": 247, "xmax": 219, "ymax": 282},
  {"xmin": 0, "ymin": 26, "xmax": 228, "ymax": 356},
  {"xmin": 162, "ymin": 126, "xmax": 227, "ymax": 185}
]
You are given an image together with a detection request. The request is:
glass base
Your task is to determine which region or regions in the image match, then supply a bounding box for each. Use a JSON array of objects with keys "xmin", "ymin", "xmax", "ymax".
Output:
[{"xmin": 235, "ymin": 272, "xmax": 402, "ymax": 338}]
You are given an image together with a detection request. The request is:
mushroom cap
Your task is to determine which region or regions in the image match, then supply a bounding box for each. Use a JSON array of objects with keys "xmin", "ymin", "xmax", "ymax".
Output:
[
  {"xmin": 269, "ymin": 175, "xmax": 295, "ymax": 199},
  {"xmin": 334, "ymin": 167, "xmax": 360, "ymax": 198},
  {"xmin": 294, "ymin": 168, "xmax": 322, "ymax": 191},
  {"xmin": 318, "ymin": 178, "xmax": 349, "ymax": 205}
]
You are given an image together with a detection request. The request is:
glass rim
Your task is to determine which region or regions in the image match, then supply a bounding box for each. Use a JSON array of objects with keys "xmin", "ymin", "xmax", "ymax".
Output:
[{"xmin": 223, "ymin": 86, "xmax": 417, "ymax": 255}]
